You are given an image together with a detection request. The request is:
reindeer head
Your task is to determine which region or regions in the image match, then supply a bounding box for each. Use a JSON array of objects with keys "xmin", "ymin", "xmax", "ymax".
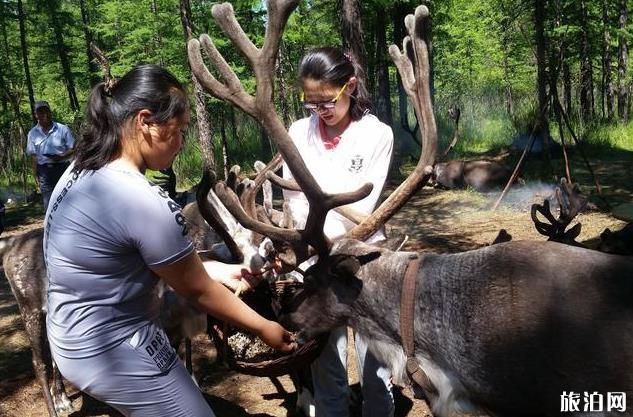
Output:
[
  {"xmin": 279, "ymin": 240, "xmax": 386, "ymax": 341},
  {"xmin": 279, "ymin": 255, "xmax": 363, "ymax": 340}
]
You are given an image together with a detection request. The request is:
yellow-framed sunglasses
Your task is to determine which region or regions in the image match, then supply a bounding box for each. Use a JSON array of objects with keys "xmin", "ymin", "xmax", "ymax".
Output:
[{"xmin": 301, "ymin": 81, "xmax": 349, "ymax": 111}]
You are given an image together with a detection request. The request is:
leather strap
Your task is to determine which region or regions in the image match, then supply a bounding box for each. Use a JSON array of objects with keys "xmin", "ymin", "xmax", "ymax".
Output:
[{"xmin": 400, "ymin": 255, "xmax": 438, "ymax": 397}]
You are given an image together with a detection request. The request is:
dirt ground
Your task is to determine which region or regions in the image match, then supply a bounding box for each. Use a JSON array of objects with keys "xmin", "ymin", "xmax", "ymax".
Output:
[{"xmin": 0, "ymin": 152, "xmax": 631, "ymax": 417}]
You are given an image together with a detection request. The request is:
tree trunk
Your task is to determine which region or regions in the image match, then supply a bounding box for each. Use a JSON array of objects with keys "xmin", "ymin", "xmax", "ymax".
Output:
[
  {"xmin": 579, "ymin": 0, "xmax": 593, "ymax": 122},
  {"xmin": 340, "ymin": 0, "xmax": 370, "ymax": 106},
  {"xmin": 427, "ymin": 2, "xmax": 435, "ymax": 105},
  {"xmin": 1, "ymin": 5, "xmax": 12, "ymax": 74},
  {"xmin": 229, "ymin": 106, "xmax": 238, "ymax": 146},
  {"xmin": 260, "ymin": 125, "xmax": 273, "ymax": 160},
  {"xmin": 549, "ymin": 0, "xmax": 571, "ymax": 181},
  {"xmin": 618, "ymin": 0, "xmax": 628, "ymax": 120},
  {"xmin": 276, "ymin": 41, "xmax": 291, "ymax": 128},
  {"xmin": 563, "ymin": 61, "xmax": 572, "ymax": 114},
  {"xmin": 393, "ymin": 3, "xmax": 417, "ymax": 145},
  {"xmin": 0, "ymin": 70, "xmax": 29, "ymax": 199},
  {"xmin": 180, "ymin": 0, "xmax": 215, "ymax": 168},
  {"xmin": 603, "ymin": 0, "xmax": 614, "ymax": 121},
  {"xmin": 152, "ymin": 0, "xmax": 165, "ymax": 67},
  {"xmin": 374, "ymin": 5, "xmax": 392, "ymax": 125},
  {"xmin": 17, "ymin": 0, "xmax": 35, "ymax": 119},
  {"xmin": 79, "ymin": 0, "xmax": 99, "ymax": 86},
  {"xmin": 534, "ymin": 0, "xmax": 549, "ymax": 141},
  {"xmin": 220, "ymin": 106, "xmax": 229, "ymax": 179},
  {"xmin": 46, "ymin": 0, "xmax": 80, "ymax": 111},
  {"xmin": 501, "ymin": 20, "xmax": 514, "ymax": 116}
]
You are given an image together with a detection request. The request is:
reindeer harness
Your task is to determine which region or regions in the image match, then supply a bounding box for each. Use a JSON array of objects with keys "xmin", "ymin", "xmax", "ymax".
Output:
[{"xmin": 400, "ymin": 255, "xmax": 438, "ymax": 399}]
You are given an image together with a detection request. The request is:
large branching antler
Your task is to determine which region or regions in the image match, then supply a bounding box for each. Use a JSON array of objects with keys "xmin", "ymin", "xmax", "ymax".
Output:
[
  {"xmin": 530, "ymin": 178, "xmax": 587, "ymax": 246},
  {"xmin": 188, "ymin": 1, "xmax": 373, "ymax": 262},
  {"xmin": 189, "ymin": 2, "xmax": 437, "ymax": 266},
  {"xmin": 345, "ymin": 4, "xmax": 437, "ymax": 241}
]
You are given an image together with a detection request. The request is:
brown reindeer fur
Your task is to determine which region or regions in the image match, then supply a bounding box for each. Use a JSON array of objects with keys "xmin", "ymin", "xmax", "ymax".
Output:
[{"xmin": 0, "ymin": 229, "xmax": 72, "ymax": 417}]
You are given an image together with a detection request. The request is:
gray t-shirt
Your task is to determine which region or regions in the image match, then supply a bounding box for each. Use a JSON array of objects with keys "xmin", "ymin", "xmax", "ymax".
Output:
[{"xmin": 44, "ymin": 163, "xmax": 193, "ymax": 359}]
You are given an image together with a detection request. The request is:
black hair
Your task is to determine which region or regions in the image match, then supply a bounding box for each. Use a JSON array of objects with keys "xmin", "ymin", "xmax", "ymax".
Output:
[
  {"xmin": 74, "ymin": 64, "xmax": 188, "ymax": 173},
  {"xmin": 298, "ymin": 47, "xmax": 372, "ymax": 121}
]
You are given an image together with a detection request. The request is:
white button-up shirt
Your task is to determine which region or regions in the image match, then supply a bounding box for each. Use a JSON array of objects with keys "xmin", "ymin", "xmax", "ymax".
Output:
[{"xmin": 26, "ymin": 122, "xmax": 75, "ymax": 165}]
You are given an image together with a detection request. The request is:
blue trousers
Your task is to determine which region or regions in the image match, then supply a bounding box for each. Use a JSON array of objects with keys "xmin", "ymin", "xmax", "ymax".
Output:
[
  {"xmin": 311, "ymin": 326, "xmax": 394, "ymax": 417},
  {"xmin": 37, "ymin": 162, "xmax": 70, "ymax": 210}
]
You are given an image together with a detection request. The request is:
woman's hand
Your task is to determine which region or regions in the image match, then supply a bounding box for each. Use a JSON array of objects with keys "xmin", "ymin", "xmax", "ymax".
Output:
[
  {"xmin": 202, "ymin": 261, "xmax": 260, "ymax": 294},
  {"xmin": 256, "ymin": 320, "xmax": 297, "ymax": 353}
]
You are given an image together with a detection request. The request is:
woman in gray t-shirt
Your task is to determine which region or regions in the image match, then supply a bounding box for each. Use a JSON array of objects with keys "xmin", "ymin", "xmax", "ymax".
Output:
[{"xmin": 44, "ymin": 64, "xmax": 296, "ymax": 417}]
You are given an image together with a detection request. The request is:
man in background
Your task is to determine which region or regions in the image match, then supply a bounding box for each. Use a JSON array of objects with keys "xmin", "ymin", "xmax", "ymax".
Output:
[{"xmin": 26, "ymin": 101, "xmax": 75, "ymax": 210}]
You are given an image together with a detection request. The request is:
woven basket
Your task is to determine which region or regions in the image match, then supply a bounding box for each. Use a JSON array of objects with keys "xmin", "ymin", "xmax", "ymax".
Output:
[{"xmin": 208, "ymin": 279, "xmax": 328, "ymax": 377}]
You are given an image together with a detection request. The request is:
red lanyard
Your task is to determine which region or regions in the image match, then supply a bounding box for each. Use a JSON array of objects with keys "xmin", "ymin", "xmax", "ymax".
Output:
[{"xmin": 318, "ymin": 118, "xmax": 352, "ymax": 150}]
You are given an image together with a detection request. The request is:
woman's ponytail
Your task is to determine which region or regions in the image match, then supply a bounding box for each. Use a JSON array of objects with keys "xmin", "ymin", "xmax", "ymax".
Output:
[
  {"xmin": 73, "ymin": 82, "xmax": 119, "ymax": 173},
  {"xmin": 345, "ymin": 55, "xmax": 373, "ymax": 120}
]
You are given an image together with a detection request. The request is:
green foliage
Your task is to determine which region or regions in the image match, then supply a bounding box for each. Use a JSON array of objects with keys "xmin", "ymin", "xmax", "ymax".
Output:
[
  {"xmin": 2, "ymin": 0, "xmax": 633, "ymax": 194},
  {"xmin": 173, "ymin": 128, "xmax": 204, "ymax": 190}
]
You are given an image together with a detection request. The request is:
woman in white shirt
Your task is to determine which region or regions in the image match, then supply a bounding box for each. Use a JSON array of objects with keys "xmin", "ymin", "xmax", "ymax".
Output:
[{"xmin": 283, "ymin": 47, "xmax": 395, "ymax": 417}]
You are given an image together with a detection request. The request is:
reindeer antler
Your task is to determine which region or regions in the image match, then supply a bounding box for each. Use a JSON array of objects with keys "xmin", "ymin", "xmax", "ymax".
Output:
[
  {"xmin": 189, "ymin": 1, "xmax": 373, "ymax": 261},
  {"xmin": 345, "ymin": 5, "xmax": 437, "ymax": 241},
  {"xmin": 188, "ymin": 2, "xmax": 438, "ymax": 267},
  {"xmin": 530, "ymin": 178, "xmax": 587, "ymax": 246}
]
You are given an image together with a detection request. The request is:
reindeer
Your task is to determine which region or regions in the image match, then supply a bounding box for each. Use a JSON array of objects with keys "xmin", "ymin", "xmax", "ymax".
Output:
[
  {"xmin": 430, "ymin": 106, "xmax": 515, "ymax": 192},
  {"xmin": 187, "ymin": 2, "xmax": 633, "ymax": 416},
  {"xmin": 0, "ymin": 229, "xmax": 73, "ymax": 417}
]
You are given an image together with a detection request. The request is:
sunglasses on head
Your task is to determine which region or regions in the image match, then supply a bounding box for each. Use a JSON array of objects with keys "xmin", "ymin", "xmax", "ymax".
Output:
[{"xmin": 301, "ymin": 81, "xmax": 349, "ymax": 111}]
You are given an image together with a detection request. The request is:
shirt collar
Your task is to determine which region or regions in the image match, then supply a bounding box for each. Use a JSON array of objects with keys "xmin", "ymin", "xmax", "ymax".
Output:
[{"xmin": 37, "ymin": 121, "xmax": 57, "ymax": 135}]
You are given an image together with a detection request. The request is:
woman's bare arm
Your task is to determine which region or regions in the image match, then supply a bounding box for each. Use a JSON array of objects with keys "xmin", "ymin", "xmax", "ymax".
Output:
[{"xmin": 153, "ymin": 251, "xmax": 295, "ymax": 352}]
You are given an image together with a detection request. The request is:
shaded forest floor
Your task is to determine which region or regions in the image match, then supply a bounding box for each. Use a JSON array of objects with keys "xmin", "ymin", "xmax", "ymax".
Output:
[{"xmin": 0, "ymin": 148, "xmax": 631, "ymax": 417}]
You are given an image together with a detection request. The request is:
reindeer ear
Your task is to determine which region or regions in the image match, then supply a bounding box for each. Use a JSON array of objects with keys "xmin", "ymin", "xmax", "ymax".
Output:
[{"xmin": 329, "ymin": 255, "xmax": 361, "ymax": 278}]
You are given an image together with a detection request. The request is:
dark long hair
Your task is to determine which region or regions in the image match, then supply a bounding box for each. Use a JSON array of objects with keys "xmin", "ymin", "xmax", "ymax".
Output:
[
  {"xmin": 74, "ymin": 64, "xmax": 188, "ymax": 173},
  {"xmin": 298, "ymin": 47, "xmax": 372, "ymax": 121}
]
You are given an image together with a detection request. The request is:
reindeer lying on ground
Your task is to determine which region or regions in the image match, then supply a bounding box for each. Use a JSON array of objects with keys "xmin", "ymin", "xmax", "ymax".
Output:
[
  {"xmin": 430, "ymin": 107, "xmax": 515, "ymax": 193},
  {"xmin": 187, "ymin": 3, "xmax": 633, "ymax": 416}
]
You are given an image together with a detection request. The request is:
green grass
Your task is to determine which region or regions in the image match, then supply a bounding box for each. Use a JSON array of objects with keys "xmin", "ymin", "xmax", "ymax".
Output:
[{"xmin": 585, "ymin": 121, "xmax": 633, "ymax": 152}]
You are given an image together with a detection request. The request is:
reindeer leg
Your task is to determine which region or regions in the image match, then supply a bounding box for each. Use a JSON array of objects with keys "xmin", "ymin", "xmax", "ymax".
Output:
[
  {"xmin": 51, "ymin": 359, "xmax": 73, "ymax": 414},
  {"xmin": 291, "ymin": 366, "xmax": 315, "ymax": 417},
  {"xmin": 184, "ymin": 337, "xmax": 202, "ymax": 387},
  {"xmin": 22, "ymin": 310, "xmax": 58, "ymax": 417}
]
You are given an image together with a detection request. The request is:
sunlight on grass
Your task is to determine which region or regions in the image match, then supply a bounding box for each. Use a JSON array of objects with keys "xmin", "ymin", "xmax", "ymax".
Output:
[{"xmin": 588, "ymin": 122, "xmax": 633, "ymax": 152}]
